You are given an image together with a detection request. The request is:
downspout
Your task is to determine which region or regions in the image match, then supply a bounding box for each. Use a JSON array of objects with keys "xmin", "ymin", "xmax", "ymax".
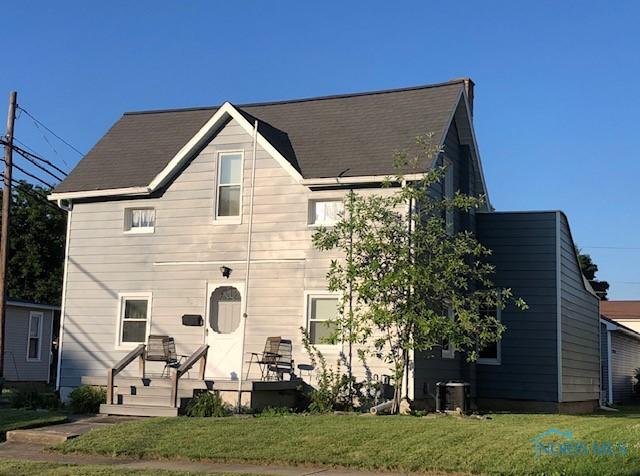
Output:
[
  {"xmin": 55, "ymin": 199, "xmax": 72, "ymax": 392},
  {"xmin": 236, "ymin": 119, "xmax": 258, "ymax": 411},
  {"xmin": 607, "ymin": 330, "xmax": 613, "ymax": 405}
]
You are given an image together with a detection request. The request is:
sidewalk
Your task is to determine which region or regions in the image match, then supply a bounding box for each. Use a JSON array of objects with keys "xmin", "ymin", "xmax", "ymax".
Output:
[{"xmin": 0, "ymin": 440, "xmax": 458, "ymax": 476}]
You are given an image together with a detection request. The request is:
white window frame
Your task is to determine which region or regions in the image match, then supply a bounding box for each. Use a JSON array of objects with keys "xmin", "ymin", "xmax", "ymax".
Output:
[
  {"xmin": 443, "ymin": 156, "xmax": 454, "ymax": 235},
  {"xmin": 442, "ymin": 305, "xmax": 455, "ymax": 359},
  {"xmin": 214, "ymin": 150, "xmax": 244, "ymax": 224},
  {"xmin": 307, "ymin": 199, "xmax": 344, "ymax": 227},
  {"xmin": 304, "ymin": 290, "xmax": 341, "ymax": 349},
  {"xmin": 115, "ymin": 292, "xmax": 152, "ymax": 350},
  {"xmin": 123, "ymin": 207, "xmax": 155, "ymax": 234},
  {"xmin": 477, "ymin": 305, "xmax": 502, "ymax": 365},
  {"xmin": 26, "ymin": 311, "xmax": 43, "ymax": 361}
]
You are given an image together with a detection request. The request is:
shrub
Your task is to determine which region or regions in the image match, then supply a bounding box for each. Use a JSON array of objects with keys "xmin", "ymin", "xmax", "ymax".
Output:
[
  {"xmin": 69, "ymin": 385, "xmax": 106, "ymax": 414},
  {"xmin": 301, "ymin": 328, "xmax": 352, "ymax": 413},
  {"xmin": 9, "ymin": 385, "xmax": 61, "ymax": 410},
  {"xmin": 185, "ymin": 391, "xmax": 231, "ymax": 417},
  {"xmin": 257, "ymin": 406, "xmax": 295, "ymax": 417}
]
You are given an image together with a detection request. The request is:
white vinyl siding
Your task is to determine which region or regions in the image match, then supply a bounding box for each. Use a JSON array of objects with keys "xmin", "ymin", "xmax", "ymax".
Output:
[
  {"xmin": 215, "ymin": 151, "xmax": 243, "ymax": 220},
  {"xmin": 124, "ymin": 208, "xmax": 155, "ymax": 233},
  {"xmin": 26, "ymin": 311, "xmax": 43, "ymax": 361},
  {"xmin": 117, "ymin": 293, "xmax": 151, "ymax": 348},
  {"xmin": 308, "ymin": 200, "xmax": 344, "ymax": 226}
]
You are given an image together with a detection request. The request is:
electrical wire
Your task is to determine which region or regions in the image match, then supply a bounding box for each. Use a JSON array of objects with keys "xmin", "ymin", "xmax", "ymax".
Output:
[
  {"xmin": 17, "ymin": 106, "xmax": 83, "ymax": 156},
  {"xmin": 0, "ymin": 139, "xmax": 68, "ymax": 178},
  {"xmin": 1, "ymin": 158, "xmax": 54, "ymax": 188}
]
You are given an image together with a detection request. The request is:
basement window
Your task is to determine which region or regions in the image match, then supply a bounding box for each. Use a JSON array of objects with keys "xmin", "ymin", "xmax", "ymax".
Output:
[{"xmin": 124, "ymin": 208, "xmax": 155, "ymax": 234}]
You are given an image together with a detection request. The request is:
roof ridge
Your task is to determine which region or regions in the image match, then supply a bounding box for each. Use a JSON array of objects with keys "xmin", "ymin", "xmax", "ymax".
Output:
[{"xmin": 123, "ymin": 78, "xmax": 466, "ymax": 116}]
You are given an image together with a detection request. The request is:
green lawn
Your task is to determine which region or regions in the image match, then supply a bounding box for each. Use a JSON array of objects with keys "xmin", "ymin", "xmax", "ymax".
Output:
[
  {"xmin": 56, "ymin": 410, "xmax": 640, "ymax": 476},
  {"xmin": 0, "ymin": 459, "xmax": 262, "ymax": 476},
  {"xmin": 0, "ymin": 408, "xmax": 67, "ymax": 436}
]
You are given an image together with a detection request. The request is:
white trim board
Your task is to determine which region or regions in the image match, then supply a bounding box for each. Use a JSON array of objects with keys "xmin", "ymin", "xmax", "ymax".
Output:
[{"xmin": 49, "ymin": 102, "xmax": 304, "ymax": 202}]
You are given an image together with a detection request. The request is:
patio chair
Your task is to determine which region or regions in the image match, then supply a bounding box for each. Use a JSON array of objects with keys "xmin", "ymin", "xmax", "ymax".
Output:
[
  {"xmin": 145, "ymin": 335, "xmax": 186, "ymax": 378},
  {"xmin": 247, "ymin": 337, "xmax": 294, "ymax": 380}
]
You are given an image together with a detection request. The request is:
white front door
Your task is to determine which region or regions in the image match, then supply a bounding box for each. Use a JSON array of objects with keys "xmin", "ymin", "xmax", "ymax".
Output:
[{"xmin": 205, "ymin": 282, "xmax": 244, "ymax": 380}]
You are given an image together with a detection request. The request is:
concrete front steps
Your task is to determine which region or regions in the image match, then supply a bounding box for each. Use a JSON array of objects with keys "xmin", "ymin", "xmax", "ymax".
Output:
[{"xmin": 88, "ymin": 376, "xmax": 211, "ymax": 417}]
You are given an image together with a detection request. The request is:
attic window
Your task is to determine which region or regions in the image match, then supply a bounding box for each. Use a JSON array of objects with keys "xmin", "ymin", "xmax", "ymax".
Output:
[
  {"xmin": 216, "ymin": 152, "xmax": 243, "ymax": 220},
  {"xmin": 124, "ymin": 208, "xmax": 155, "ymax": 233}
]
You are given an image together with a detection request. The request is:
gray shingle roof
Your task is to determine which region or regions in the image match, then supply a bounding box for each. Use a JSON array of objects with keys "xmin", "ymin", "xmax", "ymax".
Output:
[{"xmin": 54, "ymin": 80, "xmax": 464, "ymax": 194}]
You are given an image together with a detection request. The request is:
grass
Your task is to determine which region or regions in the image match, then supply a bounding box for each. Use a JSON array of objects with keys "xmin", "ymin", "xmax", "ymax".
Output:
[
  {"xmin": 0, "ymin": 459, "xmax": 263, "ymax": 476},
  {"xmin": 55, "ymin": 409, "xmax": 640, "ymax": 476},
  {"xmin": 0, "ymin": 408, "xmax": 67, "ymax": 436}
]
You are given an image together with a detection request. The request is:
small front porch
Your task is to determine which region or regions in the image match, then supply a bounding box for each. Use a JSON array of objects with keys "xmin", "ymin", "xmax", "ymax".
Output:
[{"xmin": 81, "ymin": 336, "xmax": 305, "ymax": 417}]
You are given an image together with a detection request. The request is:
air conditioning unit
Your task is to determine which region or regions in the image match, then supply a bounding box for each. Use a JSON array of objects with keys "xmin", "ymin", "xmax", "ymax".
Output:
[{"xmin": 435, "ymin": 381, "xmax": 471, "ymax": 414}]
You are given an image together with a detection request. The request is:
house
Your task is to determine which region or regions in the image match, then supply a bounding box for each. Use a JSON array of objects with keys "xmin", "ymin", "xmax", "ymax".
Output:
[
  {"xmin": 48, "ymin": 78, "xmax": 600, "ymax": 415},
  {"xmin": 601, "ymin": 301, "xmax": 640, "ymax": 333},
  {"xmin": 2, "ymin": 299, "xmax": 59, "ymax": 383},
  {"xmin": 600, "ymin": 315, "xmax": 640, "ymax": 404}
]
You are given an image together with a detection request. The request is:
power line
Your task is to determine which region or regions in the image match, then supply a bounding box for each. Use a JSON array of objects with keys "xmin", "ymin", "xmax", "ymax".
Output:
[
  {"xmin": 1, "ymin": 158, "xmax": 53, "ymax": 188},
  {"xmin": 0, "ymin": 174, "xmax": 62, "ymax": 213},
  {"xmin": 13, "ymin": 148, "xmax": 65, "ymax": 182},
  {"xmin": 17, "ymin": 106, "xmax": 83, "ymax": 157},
  {"xmin": 0, "ymin": 139, "xmax": 68, "ymax": 178}
]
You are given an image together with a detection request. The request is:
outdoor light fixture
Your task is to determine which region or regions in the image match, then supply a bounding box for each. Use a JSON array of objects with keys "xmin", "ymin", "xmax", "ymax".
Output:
[{"xmin": 220, "ymin": 265, "xmax": 232, "ymax": 278}]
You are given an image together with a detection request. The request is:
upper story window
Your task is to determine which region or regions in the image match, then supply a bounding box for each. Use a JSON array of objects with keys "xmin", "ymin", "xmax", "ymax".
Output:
[
  {"xmin": 308, "ymin": 200, "xmax": 344, "ymax": 227},
  {"xmin": 443, "ymin": 158, "xmax": 454, "ymax": 235},
  {"xmin": 124, "ymin": 208, "xmax": 155, "ymax": 234},
  {"xmin": 216, "ymin": 152, "xmax": 243, "ymax": 220}
]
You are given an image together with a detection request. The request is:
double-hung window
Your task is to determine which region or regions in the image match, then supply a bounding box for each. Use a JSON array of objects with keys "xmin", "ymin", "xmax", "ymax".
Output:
[
  {"xmin": 124, "ymin": 208, "xmax": 155, "ymax": 233},
  {"xmin": 27, "ymin": 311, "xmax": 43, "ymax": 361},
  {"xmin": 216, "ymin": 152, "xmax": 243, "ymax": 220},
  {"xmin": 117, "ymin": 293, "xmax": 151, "ymax": 347},
  {"xmin": 443, "ymin": 157, "xmax": 454, "ymax": 235},
  {"xmin": 306, "ymin": 293, "xmax": 340, "ymax": 345},
  {"xmin": 441, "ymin": 306, "xmax": 455, "ymax": 359},
  {"xmin": 308, "ymin": 200, "xmax": 344, "ymax": 227},
  {"xmin": 477, "ymin": 304, "xmax": 501, "ymax": 365}
]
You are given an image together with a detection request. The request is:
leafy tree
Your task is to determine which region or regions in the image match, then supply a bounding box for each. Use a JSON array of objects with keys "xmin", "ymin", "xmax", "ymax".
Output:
[
  {"xmin": 0, "ymin": 180, "xmax": 66, "ymax": 305},
  {"xmin": 576, "ymin": 248, "xmax": 609, "ymax": 300},
  {"xmin": 312, "ymin": 134, "xmax": 527, "ymax": 413}
]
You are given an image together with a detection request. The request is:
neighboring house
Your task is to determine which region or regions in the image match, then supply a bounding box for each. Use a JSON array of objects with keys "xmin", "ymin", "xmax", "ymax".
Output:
[
  {"xmin": 601, "ymin": 301, "xmax": 640, "ymax": 333},
  {"xmin": 600, "ymin": 315, "xmax": 640, "ymax": 404},
  {"xmin": 3, "ymin": 299, "xmax": 59, "ymax": 383},
  {"xmin": 48, "ymin": 78, "xmax": 600, "ymax": 415}
]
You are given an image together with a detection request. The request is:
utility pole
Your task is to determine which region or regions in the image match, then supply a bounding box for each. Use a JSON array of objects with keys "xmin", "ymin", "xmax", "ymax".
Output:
[{"xmin": 0, "ymin": 91, "xmax": 17, "ymax": 388}]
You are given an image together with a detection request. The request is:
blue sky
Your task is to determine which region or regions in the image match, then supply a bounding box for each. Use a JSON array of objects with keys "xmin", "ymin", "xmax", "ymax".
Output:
[{"xmin": 3, "ymin": 1, "xmax": 639, "ymax": 299}]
